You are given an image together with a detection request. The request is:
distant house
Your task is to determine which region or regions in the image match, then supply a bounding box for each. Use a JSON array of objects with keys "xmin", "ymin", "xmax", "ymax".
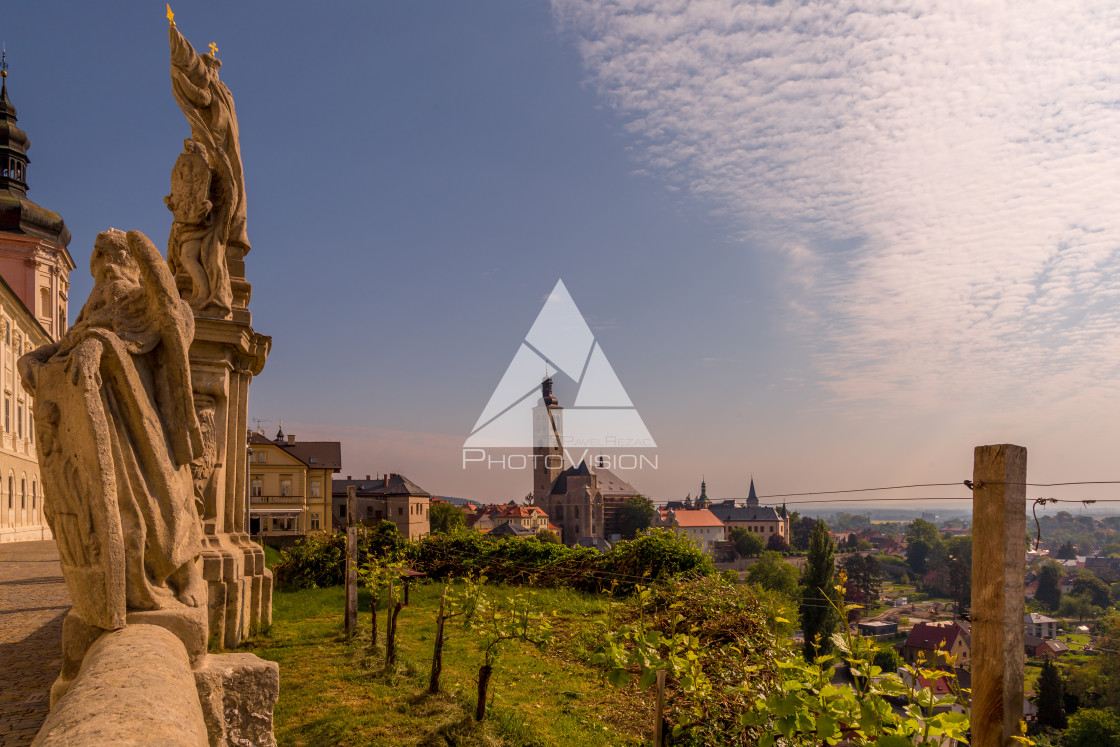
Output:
[
  {"xmin": 858, "ymin": 620, "xmax": 899, "ymax": 639},
  {"xmin": 466, "ymin": 512, "xmax": 495, "ymax": 533},
  {"xmin": 901, "ymin": 621, "xmax": 971, "ymax": 667},
  {"xmin": 332, "ymin": 474, "xmax": 431, "ymax": 540},
  {"xmin": 1025, "ymin": 635, "xmax": 1069, "ymax": 659},
  {"xmin": 656, "ymin": 508, "xmax": 727, "ymax": 554},
  {"xmin": 893, "ymin": 597, "xmax": 909, "ymax": 607},
  {"xmin": 1025, "ymin": 613, "xmax": 1059, "ymax": 639},
  {"xmin": 492, "ymin": 505, "xmax": 551, "ymax": 533},
  {"xmin": 489, "ymin": 522, "xmax": 536, "ymax": 537}
]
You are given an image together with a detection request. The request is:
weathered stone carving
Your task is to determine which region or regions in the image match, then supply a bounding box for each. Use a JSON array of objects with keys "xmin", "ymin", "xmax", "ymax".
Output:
[
  {"xmin": 19, "ymin": 228, "xmax": 205, "ymax": 631},
  {"xmin": 166, "ymin": 24, "xmax": 249, "ymax": 319}
]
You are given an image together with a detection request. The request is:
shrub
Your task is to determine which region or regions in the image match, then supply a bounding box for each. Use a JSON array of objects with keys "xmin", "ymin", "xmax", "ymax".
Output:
[
  {"xmin": 273, "ymin": 521, "xmax": 409, "ymax": 590},
  {"xmin": 413, "ymin": 528, "xmax": 714, "ymax": 593}
]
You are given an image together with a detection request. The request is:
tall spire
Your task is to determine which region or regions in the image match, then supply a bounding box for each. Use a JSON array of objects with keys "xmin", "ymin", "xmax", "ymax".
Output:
[
  {"xmin": 697, "ymin": 477, "xmax": 710, "ymax": 508},
  {"xmin": 746, "ymin": 477, "xmax": 759, "ymax": 507}
]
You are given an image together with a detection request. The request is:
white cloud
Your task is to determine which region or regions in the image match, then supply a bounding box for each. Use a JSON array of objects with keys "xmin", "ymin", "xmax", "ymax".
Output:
[{"xmin": 552, "ymin": 0, "xmax": 1120, "ymax": 419}]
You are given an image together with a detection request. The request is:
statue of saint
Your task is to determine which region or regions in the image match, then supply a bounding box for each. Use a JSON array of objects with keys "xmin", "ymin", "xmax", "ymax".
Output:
[
  {"xmin": 19, "ymin": 229, "xmax": 205, "ymax": 631},
  {"xmin": 166, "ymin": 24, "xmax": 249, "ymax": 317}
]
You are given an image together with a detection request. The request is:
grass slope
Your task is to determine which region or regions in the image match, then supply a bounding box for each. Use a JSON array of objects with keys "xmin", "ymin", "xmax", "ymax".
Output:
[{"xmin": 244, "ymin": 583, "xmax": 649, "ymax": 746}]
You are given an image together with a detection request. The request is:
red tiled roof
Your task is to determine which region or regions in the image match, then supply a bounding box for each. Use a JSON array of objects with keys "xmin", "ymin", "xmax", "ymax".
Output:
[
  {"xmin": 497, "ymin": 505, "xmax": 549, "ymax": 519},
  {"xmin": 904, "ymin": 622, "xmax": 966, "ymax": 652},
  {"xmin": 673, "ymin": 509, "xmax": 725, "ymax": 528}
]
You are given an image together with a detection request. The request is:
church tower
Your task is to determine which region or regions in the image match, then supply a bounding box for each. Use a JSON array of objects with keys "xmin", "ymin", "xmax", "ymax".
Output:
[
  {"xmin": 532, "ymin": 377, "xmax": 564, "ymax": 504},
  {"xmin": 0, "ymin": 59, "xmax": 74, "ymax": 341},
  {"xmin": 696, "ymin": 478, "xmax": 711, "ymax": 508},
  {"xmin": 746, "ymin": 477, "xmax": 759, "ymax": 507}
]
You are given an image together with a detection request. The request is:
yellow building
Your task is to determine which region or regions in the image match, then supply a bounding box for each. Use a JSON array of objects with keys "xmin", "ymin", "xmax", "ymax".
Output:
[
  {"xmin": 248, "ymin": 427, "xmax": 341, "ymax": 547},
  {"xmin": 0, "ymin": 74, "xmax": 74, "ymax": 544}
]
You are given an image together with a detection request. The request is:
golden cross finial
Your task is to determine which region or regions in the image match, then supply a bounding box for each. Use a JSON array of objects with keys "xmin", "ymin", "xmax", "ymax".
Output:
[
  {"xmin": 208, "ymin": 42, "xmax": 218, "ymax": 57},
  {"xmin": 166, "ymin": 4, "xmax": 175, "ymax": 27}
]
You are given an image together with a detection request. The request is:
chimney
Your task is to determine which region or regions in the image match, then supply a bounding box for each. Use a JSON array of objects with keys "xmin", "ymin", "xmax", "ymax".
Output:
[
  {"xmin": 287, "ymin": 434, "xmax": 296, "ymax": 445},
  {"xmin": 347, "ymin": 475, "xmax": 352, "ymax": 480},
  {"xmin": 366, "ymin": 474, "xmax": 371, "ymax": 481}
]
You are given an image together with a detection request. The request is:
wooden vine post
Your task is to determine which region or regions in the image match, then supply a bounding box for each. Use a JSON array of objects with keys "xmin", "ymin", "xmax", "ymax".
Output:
[
  {"xmin": 971, "ymin": 444, "xmax": 1026, "ymax": 747},
  {"xmin": 344, "ymin": 485, "xmax": 357, "ymax": 637},
  {"xmin": 653, "ymin": 669, "xmax": 666, "ymax": 747},
  {"xmin": 429, "ymin": 586, "xmax": 448, "ymax": 694},
  {"xmin": 385, "ymin": 578, "xmax": 403, "ymax": 667}
]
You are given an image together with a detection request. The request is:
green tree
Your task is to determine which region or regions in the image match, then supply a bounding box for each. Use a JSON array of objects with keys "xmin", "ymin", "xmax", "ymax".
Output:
[
  {"xmin": 729, "ymin": 526, "xmax": 765, "ymax": 557},
  {"xmin": 789, "ymin": 516, "xmax": 816, "ymax": 551},
  {"xmin": 800, "ymin": 520, "xmax": 841, "ymax": 661},
  {"xmin": 766, "ymin": 532, "xmax": 789, "ymax": 552},
  {"xmin": 1037, "ymin": 561, "xmax": 1063, "ymax": 611},
  {"xmin": 945, "ymin": 535, "xmax": 972, "ymax": 614},
  {"xmin": 747, "ymin": 550, "xmax": 800, "ymax": 597},
  {"xmin": 1072, "ymin": 572, "xmax": 1111, "ymax": 609},
  {"xmin": 535, "ymin": 529, "xmax": 560, "ymax": 544},
  {"xmin": 904, "ymin": 519, "xmax": 944, "ymax": 576},
  {"xmin": 1057, "ymin": 540, "xmax": 1078, "ymax": 559},
  {"xmin": 1035, "ymin": 658, "xmax": 1067, "ymax": 730},
  {"xmin": 1064, "ymin": 708, "xmax": 1120, "ymax": 747},
  {"xmin": 617, "ymin": 495, "xmax": 656, "ymax": 539},
  {"xmin": 872, "ymin": 645, "xmax": 903, "ymax": 674},
  {"xmin": 1060, "ymin": 593, "xmax": 1102, "ymax": 622},
  {"xmin": 429, "ymin": 502, "xmax": 465, "ymax": 534},
  {"xmin": 840, "ymin": 554, "xmax": 881, "ymax": 605}
]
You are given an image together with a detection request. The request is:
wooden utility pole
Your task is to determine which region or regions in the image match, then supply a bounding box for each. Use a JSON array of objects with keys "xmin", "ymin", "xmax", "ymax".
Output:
[
  {"xmin": 971, "ymin": 444, "xmax": 1026, "ymax": 747},
  {"xmin": 345, "ymin": 485, "xmax": 357, "ymax": 636}
]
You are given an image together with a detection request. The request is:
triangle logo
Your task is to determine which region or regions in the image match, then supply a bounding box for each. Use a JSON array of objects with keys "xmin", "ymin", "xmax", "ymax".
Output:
[{"xmin": 464, "ymin": 280, "xmax": 655, "ymax": 449}]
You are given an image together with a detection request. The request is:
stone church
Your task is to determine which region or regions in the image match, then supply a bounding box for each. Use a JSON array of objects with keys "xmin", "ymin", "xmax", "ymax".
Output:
[{"xmin": 531, "ymin": 378, "xmax": 642, "ymax": 545}]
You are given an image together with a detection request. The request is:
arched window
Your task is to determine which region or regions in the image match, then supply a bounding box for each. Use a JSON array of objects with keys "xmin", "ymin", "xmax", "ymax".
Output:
[
  {"xmin": 7, "ymin": 477, "xmax": 12, "ymax": 508},
  {"xmin": 31, "ymin": 480, "xmax": 36, "ymax": 509},
  {"xmin": 20, "ymin": 479, "xmax": 25, "ymax": 508}
]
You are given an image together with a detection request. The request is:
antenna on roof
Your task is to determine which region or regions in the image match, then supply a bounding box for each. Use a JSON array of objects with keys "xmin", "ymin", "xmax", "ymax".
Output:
[{"xmin": 252, "ymin": 418, "xmax": 272, "ymax": 431}]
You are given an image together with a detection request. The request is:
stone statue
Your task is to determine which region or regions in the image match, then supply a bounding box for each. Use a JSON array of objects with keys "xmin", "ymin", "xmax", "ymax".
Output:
[
  {"xmin": 165, "ymin": 23, "xmax": 249, "ymax": 318},
  {"xmin": 19, "ymin": 228, "xmax": 205, "ymax": 631}
]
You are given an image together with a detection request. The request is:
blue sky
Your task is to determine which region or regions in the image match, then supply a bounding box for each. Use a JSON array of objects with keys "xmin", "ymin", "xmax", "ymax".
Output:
[{"xmin": 5, "ymin": 1, "xmax": 1120, "ymax": 509}]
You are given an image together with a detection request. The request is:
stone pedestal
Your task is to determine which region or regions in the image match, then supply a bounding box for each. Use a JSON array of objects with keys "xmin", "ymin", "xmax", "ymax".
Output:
[
  {"xmin": 190, "ymin": 317, "xmax": 271, "ymax": 649},
  {"xmin": 194, "ymin": 653, "xmax": 280, "ymax": 747}
]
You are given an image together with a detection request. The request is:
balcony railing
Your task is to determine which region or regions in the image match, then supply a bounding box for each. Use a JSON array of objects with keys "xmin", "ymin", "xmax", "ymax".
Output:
[{"xmin": 251, "ymin": 494, "xmax": 305, "ymax": 504}]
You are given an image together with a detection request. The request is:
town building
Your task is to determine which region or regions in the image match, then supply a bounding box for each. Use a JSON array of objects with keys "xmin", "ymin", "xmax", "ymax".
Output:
[
  {"xmin": 706, "ymin": 479, "xmax": 790, "ymax": 542},
  {"xmin": 492, "ymin": 505, "xmax": 551, "ymax": 533},
  {"xmin": 490, "ymin": 522, "xmax": 536, "ymax": 538},
  {"xmin": 1024, "ymin": 636, "xmax": 1069, "ymax": 659},
  {"xmin": 0, "ymin": 71, "xmax": 75, "ymax": 543},
  {"xmin": 656, "ymin": 507, "xmax": 727, "ymax": 554},
  {"xmin": 530, "ymin": 378, "xmax": 644, "ymax": 545},
  {"xmin": 1024, "ymin": 613, "xmax": 1059, "ymax": 639},
  {"xmin": 858, "ymin": 620, "xmax": 899, "ymax": 639},
  {"xmin": 332, "ymin": 472, "xmax": 431, "ymax": 540},
  {"xmin": 248, "ymin": 427, "xmax": 341, "ymax": 546},
  {"xmin": 900, "ymin": 621, "xmax": 971, "ymax": 667}
]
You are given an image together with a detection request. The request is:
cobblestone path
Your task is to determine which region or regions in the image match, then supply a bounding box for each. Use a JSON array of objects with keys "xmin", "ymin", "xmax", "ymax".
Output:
[{"xmin": 0, "ymin": 541, "xmax": 69, "ymax": 746}]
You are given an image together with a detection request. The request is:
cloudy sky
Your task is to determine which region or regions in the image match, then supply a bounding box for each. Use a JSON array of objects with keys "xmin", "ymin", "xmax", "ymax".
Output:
[{"xmin": 6, "ymin": 1, "xmax": 1119, "ymax": 510}]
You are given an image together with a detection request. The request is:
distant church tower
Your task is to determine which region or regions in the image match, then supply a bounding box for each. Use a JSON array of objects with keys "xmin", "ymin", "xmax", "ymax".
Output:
[
  {"xmin": 0, "ymin": 62, "xmax": 74, "ymax": 340},
  {"xmin": 696, "ymin": 478, "xmax": 711, "ymax": 508},
  {"xmin": 532, "ymin": 377, "xmax": 563, "ymax": 505},
  {"xmin": 746, "ymin": 477, "xmax": 759, "ymax": 507}
]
